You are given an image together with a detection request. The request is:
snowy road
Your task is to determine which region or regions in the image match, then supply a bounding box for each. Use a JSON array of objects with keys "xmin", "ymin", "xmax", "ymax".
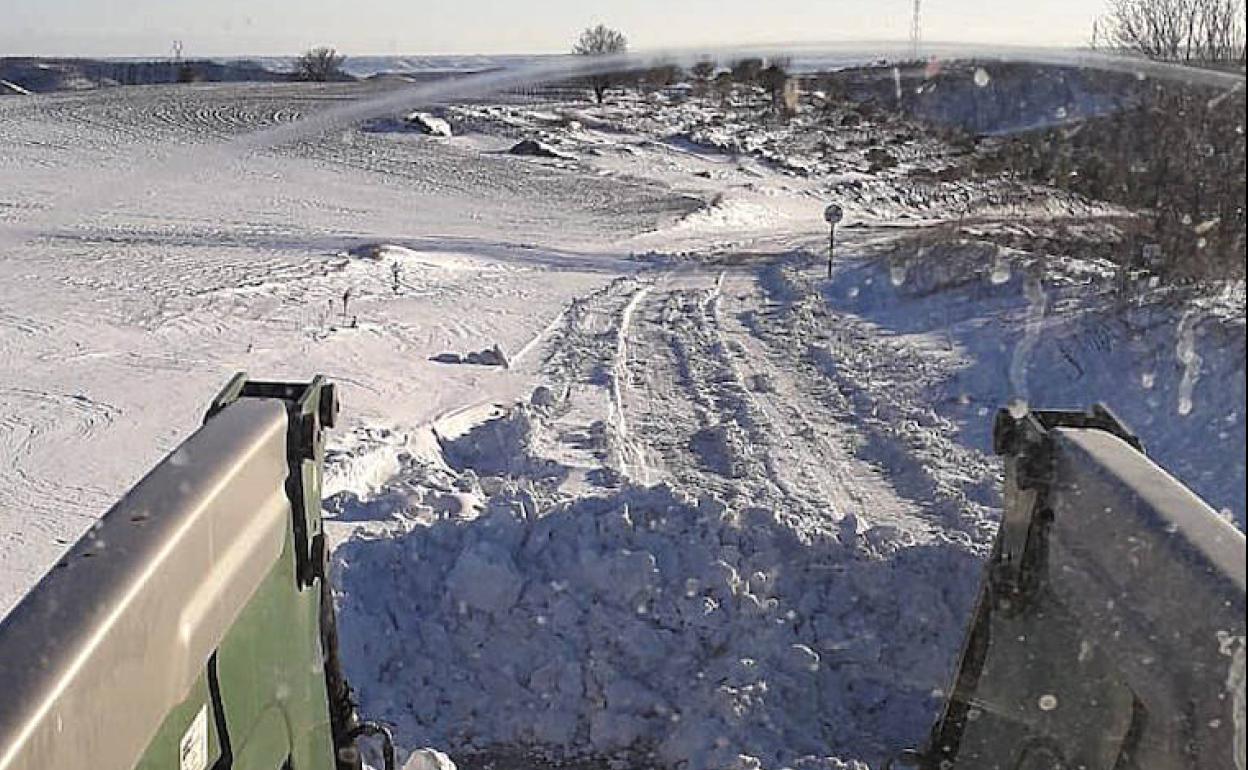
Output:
[{"xmin": 332, "ymin": 251, "xmax": 993, "ymax": 769}]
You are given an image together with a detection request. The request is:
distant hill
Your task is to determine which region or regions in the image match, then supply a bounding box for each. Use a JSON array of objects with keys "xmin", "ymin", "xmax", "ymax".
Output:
[
  {"xmin": 238, "ymin": 54, "xmax": 550, "ymax": 79},
  {"xmin": 0, "ymin": 58, "xmax": 300, "ymax": 94}
]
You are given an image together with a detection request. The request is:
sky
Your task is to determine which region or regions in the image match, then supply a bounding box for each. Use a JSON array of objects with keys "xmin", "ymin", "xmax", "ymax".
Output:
[{"xmin": 2, "ymin": 0, "xmax": 1100, "ymax": 58}]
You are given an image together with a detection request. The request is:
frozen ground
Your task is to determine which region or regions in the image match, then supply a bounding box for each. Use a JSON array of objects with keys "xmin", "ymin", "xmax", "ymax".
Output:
[{"xmin": 0, "ymin": 78, "xmax": 1243, "ymax": 769}]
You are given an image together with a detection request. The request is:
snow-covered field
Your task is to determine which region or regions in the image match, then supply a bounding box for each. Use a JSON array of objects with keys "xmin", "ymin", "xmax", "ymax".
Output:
[{"xmin": 1, "ymin": 77, "xmax": 1243, "ymax": 769}]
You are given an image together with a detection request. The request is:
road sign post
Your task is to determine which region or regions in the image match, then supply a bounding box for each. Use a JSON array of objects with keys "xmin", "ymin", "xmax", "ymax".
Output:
[{"xmin": 824, "ymin": 204, "xmax": 843, "ymax": 279}]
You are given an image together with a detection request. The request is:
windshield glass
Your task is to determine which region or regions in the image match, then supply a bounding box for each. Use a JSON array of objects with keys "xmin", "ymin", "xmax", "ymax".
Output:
[{"xmin": 0, "ymin": 4, "xmax": 1244, "ymax": 770}]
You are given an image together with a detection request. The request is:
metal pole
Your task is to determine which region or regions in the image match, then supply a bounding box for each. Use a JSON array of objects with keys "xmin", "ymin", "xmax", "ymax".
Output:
[
  {"xmin": 823, "ymin": 203, "xmax": 843, "ymax": 280},
  {"xmin": 828, "ymin": 225, "xmax": 835, "ymax": 279}
]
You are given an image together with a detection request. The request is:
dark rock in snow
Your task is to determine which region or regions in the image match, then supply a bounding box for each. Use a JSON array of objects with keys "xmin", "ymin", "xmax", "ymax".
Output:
[
  {"xmin": 508, "ymin": 139, "xmax": 571, "ymax": 159},
  {"xmin": 466, "ymin": 345, "xmax": 509, "ymax": 367},
  {"xmin": 435, "ymin": 344, "xmax": 509, "ymax": 368},
  {"xmin": 865, "ymin": 147, "xmax": 899, "ymax": 172}
]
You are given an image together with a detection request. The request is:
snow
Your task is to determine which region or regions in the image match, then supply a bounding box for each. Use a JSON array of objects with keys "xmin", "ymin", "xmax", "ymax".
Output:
[
  {"xmin": 0, "ymin": 79, "xmax": 33, "ymax": 96},
  {"xmin": 336, "ymin": 464, "xmax": 978, "ymax": 768},
  {"xmin": 0, "ymin": 73, "xmax": 1242, "ymax": 769},
  {"xmin": 404, "ymin": 112, "xmax": 454, "ymax": 137}
]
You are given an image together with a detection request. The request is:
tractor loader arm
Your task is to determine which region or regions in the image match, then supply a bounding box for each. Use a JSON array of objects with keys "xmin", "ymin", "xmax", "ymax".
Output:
[
  {"xmin": 0, "ymin": 375, "xmax": 386, "ymax": 770},
  {"xmin": 908, "ymin": 405, "xmax": 1246, "ymax": 770}
]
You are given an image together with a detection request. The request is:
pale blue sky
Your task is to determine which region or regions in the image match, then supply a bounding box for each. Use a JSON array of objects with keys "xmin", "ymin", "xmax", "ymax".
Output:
[{"xmin": 3, "ymin": 0, "xmax": 1099, "ymax": 57}]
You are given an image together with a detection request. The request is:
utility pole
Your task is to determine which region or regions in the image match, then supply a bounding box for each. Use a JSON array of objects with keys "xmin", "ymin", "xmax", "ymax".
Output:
[
  {"xmin": 911, "ymin": 0, "xmax": 922, "ymax": 60},
  {"xmin": 171, "ymin": 40, "xmax": 184, "ymax": 84}
]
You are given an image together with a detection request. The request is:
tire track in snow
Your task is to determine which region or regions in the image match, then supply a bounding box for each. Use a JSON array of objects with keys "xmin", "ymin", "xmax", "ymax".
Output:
[
  {"xmin": 608, "ymin": 284, "xmax": 652, "ymax": 483},
  {"xmin": 751, "ymin": 261, "xmax": 1000, "ymax": 546},
  {"xmin": 715, "ymin": 271, "xmax": 935, "ymax": 540}
]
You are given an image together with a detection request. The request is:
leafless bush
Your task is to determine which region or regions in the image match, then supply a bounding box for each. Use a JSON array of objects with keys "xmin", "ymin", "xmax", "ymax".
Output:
[
  {"xmin": 638, "ymin": 64, "xmax": 684, "ymax": 93},
  {"xmin": 730, "ymin": 58, "xmax": 764, "ymax": 86},
  {"xmin": 1096, "ymin": 0, "xmax": 1245, "ymax": 63},
  {"xmin": 691, "ymin": 59, "xmax": 717, "ymax": 83},
  {"xmin": 295, "ymin": 47, "xmax": 345, "ymax": 82},
  {"xmin": 987, "ymin": 82, "xmax": 1245, "ymax": 281},
  {"xmin": 760, "ymin": 58, "xmax": 794, "ymax": 116}
]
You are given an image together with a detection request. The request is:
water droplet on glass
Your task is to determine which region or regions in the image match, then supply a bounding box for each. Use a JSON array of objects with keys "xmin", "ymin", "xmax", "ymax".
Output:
[
  {"xmin": 1008, "ymin": 399, "xmax": 1029, "ymax": 419},
  {"xmin": 973, "ymin": 68, "xmax": 991, "ymax": 87},
  {"xmin": 1010, "ymin": 273, "xmax": 1047, "ymax": 406},
  {"xmin": 1141, "ymin": 372, "xmax": 1156, "ymax": 389},
  {"xmin": 990, "ymin": 262, "xmax": 1011, "ymax": 285},
  {"xmin": 1175, "ymin": 312, "xmax": 1201, "ymax": 417},
  {"xmin": 1038, "ymin": 694, "xmax": 1059, "ymax": 711},
  {"xmin": 890, "ymin": 264, "xmax": 907, "ymax": 286}
]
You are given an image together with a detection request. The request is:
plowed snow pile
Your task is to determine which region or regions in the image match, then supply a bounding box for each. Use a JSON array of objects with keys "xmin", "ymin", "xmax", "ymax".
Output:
[{"xmin": 334, "ymin": 438, "xmax": 979, "ymax": 769}]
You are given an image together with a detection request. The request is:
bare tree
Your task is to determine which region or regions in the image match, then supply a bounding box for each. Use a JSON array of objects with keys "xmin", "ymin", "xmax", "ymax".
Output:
[
  {"xmin": 1098, "ymin": 0, "xmax": 1245, "ymax": 63},
  {"xmin": 761, "ymin": 57, "xmax": 792, "ymax": 107},
  {"xmin": 730, "ymin": 57, "xmax": 765, "ymax": 86},
  {"xmin": 572, "ymin": 25, "xmax": 628, "ymax": 103},
  {"xmin": 691, "ymin": 59, "xmax": 717, "ymax": 83},
  {"xmin": 296, "ymin": 47, "xmax": 346, "ymax": 82},
  {"xmin": 689, "ymin": 58, "xmax": 717, "ymax": 97}
]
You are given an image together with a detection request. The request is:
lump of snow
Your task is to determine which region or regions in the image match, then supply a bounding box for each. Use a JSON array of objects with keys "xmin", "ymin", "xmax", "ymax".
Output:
[
  {"xmin": 446, "ymin": 541, "xmax": 523, "ymax": 614},
  {"xmin": 508, "ymin": 138, "xmax": 571, "ymax": 159},
  {"xmin": 401, "ymin": 748, "xmax": 456, "ymax": 770},
  {"xmin": 338, "ymin": 476, "xmax": 982, "ymax": 769},
  {"xmin": 404, "ymin": 111, "xmax": 453, "ymax": 137}
]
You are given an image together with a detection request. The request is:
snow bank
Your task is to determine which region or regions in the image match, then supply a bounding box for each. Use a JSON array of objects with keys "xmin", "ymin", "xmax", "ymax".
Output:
[
  {"xmin": 824, "ymin": 244, "xmax": 1247, "ymax": 527},
  {"xmin": 335, "ymin": 419, "xmax": 980, "ymax": 769}
]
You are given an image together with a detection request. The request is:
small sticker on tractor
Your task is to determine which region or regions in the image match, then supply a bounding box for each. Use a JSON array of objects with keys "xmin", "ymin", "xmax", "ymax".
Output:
[{"xmin": 179, "ymin": 705, "xmax": 208, "ymax": 770}]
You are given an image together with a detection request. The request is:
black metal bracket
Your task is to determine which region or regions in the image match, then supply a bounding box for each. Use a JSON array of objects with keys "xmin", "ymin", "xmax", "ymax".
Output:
[
  {"xmin": 993, "ymin": 403, "xmax": 1142, "ymax": 464},
  {"xmin": 990, "ymin": 403, "xmax": 1142, "ymax": 594},
  {"xmin": 204, "ymin": 373, "xmax": 338, "ymax": 589},
  {"xmin": 205, "ymin": 374, "xmax": 361, "ymax": 770}
]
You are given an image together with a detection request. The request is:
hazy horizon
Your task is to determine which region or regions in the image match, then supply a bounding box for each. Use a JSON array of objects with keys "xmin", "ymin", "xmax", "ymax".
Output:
[{"xmin": 3, "ymin": 0, "xmax": 1098, "ymax": 59}]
